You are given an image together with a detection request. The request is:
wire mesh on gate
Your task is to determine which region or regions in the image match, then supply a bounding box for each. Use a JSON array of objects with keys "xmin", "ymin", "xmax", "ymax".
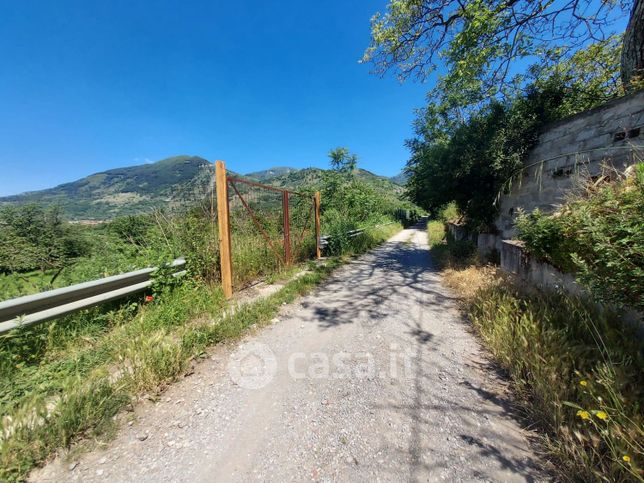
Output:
[{"xmin": 225, "ymin": 175, "xmax": 317, "ymax": 289}]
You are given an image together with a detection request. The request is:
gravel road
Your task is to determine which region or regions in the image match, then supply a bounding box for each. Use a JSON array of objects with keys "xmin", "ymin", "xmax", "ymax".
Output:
[{"xmin": 33, "ymin": 223, "xmax": 548, "ymax": 482}]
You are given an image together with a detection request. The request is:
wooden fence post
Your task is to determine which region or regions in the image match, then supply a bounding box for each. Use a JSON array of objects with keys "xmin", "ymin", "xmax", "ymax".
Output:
[
  {"xmin": 215, "ymin": 160, "xmax": 233, "ymax": 299},
  {"xmin": 282, "ymin": 191, "xmax": 291, "ymax": 265},
  {"xmin": 314, "ymin": 191, "xmax": 321, "ymax": 259}
]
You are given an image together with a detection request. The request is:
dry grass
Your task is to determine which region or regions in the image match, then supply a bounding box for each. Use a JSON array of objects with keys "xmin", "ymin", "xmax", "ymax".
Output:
[
  {"xmin": 427, "ymin": 220, "xmax": 643, "ymax": 481},
  {"xmin": 442, "ymin": 265, "xmax": 499, "ymax": 303}
]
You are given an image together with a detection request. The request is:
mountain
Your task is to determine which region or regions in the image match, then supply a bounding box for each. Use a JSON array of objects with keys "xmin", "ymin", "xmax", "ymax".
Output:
[
  {"xmin": 244, "ymin": 167, "xmax": 299, "ymax": 182},
  {"xmin": 0, "ymin": 157, "xmax": 404, "ymax": 220},
  {"xmin": 0, "ymin": 156, "xmax": 215, "ymax": 220},
  {"xmin": 389, "ymin": 171, "xmax": 408, "ymax": 186}
]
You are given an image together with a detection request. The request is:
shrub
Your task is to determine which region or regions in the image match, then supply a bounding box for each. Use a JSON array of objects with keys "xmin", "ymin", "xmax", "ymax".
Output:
[
  {"xmin": 514, "ymin": 209, "xmax": 578, "ymax": 272},
  {"xmin": 437, "ymin": 202, "xmax": 460, "ymax": 223},
  {"xmin": 517, "ymin": 164, "xmax": 644, "ymax": 311},
  {"xmin": 0, "ymin": 205, "xmax": 91, "ymax": 273},
  {"xmin": 107, "ymin": 214, "xmax": 154, "ymax": 246}
]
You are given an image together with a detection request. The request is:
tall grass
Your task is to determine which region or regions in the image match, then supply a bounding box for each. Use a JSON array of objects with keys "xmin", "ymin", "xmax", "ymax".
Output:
[
  {"xmin": 0, "ymin": 215, "xmax": 401, "ymax": 481},
  {"xmin": 427, "ymin": 220, "xmax": 477, "ymax": 269},
  {"xmin": 0, "ymin": 272, "xmax": 315, "ymax": 480},
  {"xmin": 428, "ymin": 220, "xmax": 643, "ymax": 481},
  {"xmin": 324, "ymin": 213, "xmax": 402, "ymax": 256},
  {"xmin": 470, "ymin": 279, "xmax": 643, "ymax": 481}
]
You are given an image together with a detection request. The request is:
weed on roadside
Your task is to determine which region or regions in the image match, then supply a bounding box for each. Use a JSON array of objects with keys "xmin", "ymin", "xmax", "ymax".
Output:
[
  {"xmin": 0, "ymin": 225, "xmax": 396, "ymax": 482},
  {"xmin": 428, "ymin": 220, "xmax": 643, "ymax": 481}
]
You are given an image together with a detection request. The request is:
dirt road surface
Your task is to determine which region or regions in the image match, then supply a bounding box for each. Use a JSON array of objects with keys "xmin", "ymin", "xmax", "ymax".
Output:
[{"xmin": 33, "ymin": 223, "xmax": 547, "ymax": 482}]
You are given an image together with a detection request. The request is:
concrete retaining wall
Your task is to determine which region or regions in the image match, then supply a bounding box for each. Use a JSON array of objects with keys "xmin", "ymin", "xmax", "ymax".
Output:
[
  {"xmin": 496, "ymin": 90, "xmax": 644, "ymax": 239},
  {"xmin": 446, "ymin": 223, "xmax": 477, "ymax": 243},
  {"xmin": 500, "ymin": 240, "xmax": 642, "ymax": 332},
  {"xmin": 477, "ymin": 233, "xmax": 501, "ymax": 261},
  {"xmin": 500, "ymin": 240, "xmax": 583, "ymax": 296}
]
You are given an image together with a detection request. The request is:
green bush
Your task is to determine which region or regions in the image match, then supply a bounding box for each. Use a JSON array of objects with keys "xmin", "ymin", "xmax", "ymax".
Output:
[
  {"xmin": 405, "ymin": 39, "xmax": 625, "ymax": 230},
  {"xmin": 517, "ymin": 165, "xmax": 644, "ymax": 311},
  {"xmin": 107, "ymin": 214, "xmax": 154, "ymax": 246},
  {"xmin": 515, "ymin": 209, "xmax": 578, "ymax": 272},
  {"xmin": 437, "ymin": 202, "xmax": 460, "ymax": 223},
  {"xmin": 0, "ymin": 205, "xmax": 91, "ymax": 273}
]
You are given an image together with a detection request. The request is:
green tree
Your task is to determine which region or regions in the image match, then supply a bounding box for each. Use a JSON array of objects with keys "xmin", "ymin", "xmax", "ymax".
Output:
[
  {"xmin": 363, "ymin": 0, "xmax": 634, "ymax": 112},
  {"xmin": 322, "ymin": 148, "xmax": 379, "ymax": 220},
  {"xmin": 0, "ymin": 204, "xmax": 90, "ymax": 273},
  {"xmin": 328, "ymin": 147, "xmax": 358, "ymax": 174},
  {"xmin": 404, "ymin": 44, "xmax": 623, "ymax": 229}
]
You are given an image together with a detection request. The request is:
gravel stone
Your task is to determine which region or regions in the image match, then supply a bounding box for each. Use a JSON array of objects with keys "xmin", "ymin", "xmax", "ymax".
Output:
[{"xmin": 30, "ymin": 223, "xmax": 549, "ymax": 482}]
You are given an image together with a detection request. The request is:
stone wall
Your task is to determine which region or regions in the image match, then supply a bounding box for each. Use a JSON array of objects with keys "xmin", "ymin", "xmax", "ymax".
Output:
[
  {"xmin": 500, "ymin": 240, "xmax": 582, "ymax": 296},
  {"xmin": 500, "ymin": 240, "xmax": 643, "ymax": 333},
  {"xmin": 495, "ymin": 90, "xmax": 644, "ymax": 239}
]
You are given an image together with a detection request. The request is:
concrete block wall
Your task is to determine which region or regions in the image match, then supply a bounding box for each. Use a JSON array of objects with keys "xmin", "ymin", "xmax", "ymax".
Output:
[
  {"xmin": 500, "ymin": 240, "xmax": 583, "ymax": 297},
  {"xmin": 446, "ymin": 222, "xmax": 476, "ymax": 243},
  {"xmin": 477, "ymin": 233, "xmax": 501, "ymax": 260},
  {"xmin": 500, "ymin": 240, "xmax": 643, "ymax": 333},
  {"xmin": 496, "ymin": 90, "xmax": 644, "ymax": 239}
]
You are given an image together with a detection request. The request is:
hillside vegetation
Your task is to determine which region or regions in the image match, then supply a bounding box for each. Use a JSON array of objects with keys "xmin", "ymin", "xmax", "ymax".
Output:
[
  {"xmin": 0, "ymin": 147, "xmax": 412, "ymax": 480},
  {"xmin": 0, "ymin": 156, "xmax": 213, "ymax": 220},
  {"xmin": 0, "ymin": 156, "xmax": 405, "ymax": 221}
]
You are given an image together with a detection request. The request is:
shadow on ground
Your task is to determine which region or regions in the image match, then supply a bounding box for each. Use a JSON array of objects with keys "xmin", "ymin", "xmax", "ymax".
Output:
[{"xmin": 301, "ymin": 221, "xmax": 547, "ymax": 481}]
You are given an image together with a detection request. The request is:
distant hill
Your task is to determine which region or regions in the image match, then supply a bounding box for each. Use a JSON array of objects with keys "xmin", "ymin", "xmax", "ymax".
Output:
[
  {"xmin": 244, "ymin": 167, "xmax": 299, "ymax": 182},
  {"xmin": 0, "ymin": 156, "xmax": 215, "ymax": 220},
  {"xmin": 0, "ymin": 157, "xmax": 404, "ymax": 220},
  {"xmin": 389, "ymin": 171, "xmax": 408, "ymax": 186}
]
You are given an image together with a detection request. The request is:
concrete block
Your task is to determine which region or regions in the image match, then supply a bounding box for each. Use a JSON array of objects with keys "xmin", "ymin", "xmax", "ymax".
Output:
[{"xmin": 495, "ymin": 93, "xmax": 642, "ymax": 238}]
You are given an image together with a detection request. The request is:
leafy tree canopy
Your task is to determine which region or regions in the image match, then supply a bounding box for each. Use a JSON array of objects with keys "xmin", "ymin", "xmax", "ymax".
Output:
[
  {"xmin": 404, "ymin": 39, "xmax": 625, "ymax": 229},
  {"xmin": 0, "ymin": 204, "xmax": 90, "ymax": 273},
  {"xmin": 328, "ymin": 147, "xmax": 358, "ymax": 173},
  {"xmin": 363, "ymin": 0, "xmax": 631, "ymax": 113}
]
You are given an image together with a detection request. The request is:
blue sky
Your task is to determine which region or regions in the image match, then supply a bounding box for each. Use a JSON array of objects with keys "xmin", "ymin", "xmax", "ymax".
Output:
[{"xmin": 0, "ymin": 0, "xmax": 430, "ymax": 196}]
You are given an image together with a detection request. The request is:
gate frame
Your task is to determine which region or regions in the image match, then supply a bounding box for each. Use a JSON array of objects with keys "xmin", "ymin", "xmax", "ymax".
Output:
[{"xmin": 215, "ymin": 160, "xmax": 320, "ymax": 299}]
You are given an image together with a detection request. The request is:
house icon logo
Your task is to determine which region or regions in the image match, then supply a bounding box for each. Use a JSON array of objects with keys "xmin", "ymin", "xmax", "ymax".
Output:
[{"xmin": 228, "ymin": 342, "xmax": 277, "ymax": 389}]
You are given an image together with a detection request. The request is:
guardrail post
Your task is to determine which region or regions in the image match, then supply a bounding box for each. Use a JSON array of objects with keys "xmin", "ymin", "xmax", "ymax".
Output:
[
  {"xmin": 282, "ymin": 191, "xmax": 291, "ymax": 265},
  {"xmin": 215, "ymin": 160, "xmax": 233, "ymax": 299},
  {"xmin": 314, "ymin": 191, "xmax": 321, "ymax": 259}
]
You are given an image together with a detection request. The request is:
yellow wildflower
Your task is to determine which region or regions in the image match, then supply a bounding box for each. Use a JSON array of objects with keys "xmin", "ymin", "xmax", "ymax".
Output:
[
  {"xmin": 579, "ymin": 380, "xmax": 588, "ymax": 387},
  {"xmin": 623, "ymin": 455, "xmax": 631, "ymax": 463},
  {"xmin": 595, "ymin": 411, "xmax": 609, "ymax": 421},
  {"xmin": 577, "ymin": 410, "xmax": 591, "ymax": 420}
]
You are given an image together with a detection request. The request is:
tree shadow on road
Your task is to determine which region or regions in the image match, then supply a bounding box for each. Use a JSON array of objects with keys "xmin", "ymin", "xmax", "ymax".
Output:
[
  {"xmin": 299, "ymin": 222, "xmax": 549, "ymax": 481},
  {"xmin": 301, "ymin": 226, "xmax": 460, "ymax": 331}
]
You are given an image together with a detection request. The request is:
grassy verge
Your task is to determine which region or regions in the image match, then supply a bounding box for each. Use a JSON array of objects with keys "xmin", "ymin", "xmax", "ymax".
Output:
[
  {"xmin": 427, "ymin": 220, "xmax": 477, "ymax": 269},
  {"xmin": 0, "ymin": 222, "xmax": 401, "ymax": 481},
  {"xmin": 427, "ymin": 221, "xmax": 643, "ymax": 481}
]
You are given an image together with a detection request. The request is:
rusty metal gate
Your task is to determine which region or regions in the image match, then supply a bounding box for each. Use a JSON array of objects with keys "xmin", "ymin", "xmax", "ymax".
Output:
[{"xmin": 215, "ymin": 160, "xmax": 320, "ymax": 298}]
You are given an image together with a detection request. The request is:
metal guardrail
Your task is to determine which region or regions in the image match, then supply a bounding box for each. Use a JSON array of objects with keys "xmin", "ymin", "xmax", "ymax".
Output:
[
  {"xmin": 319, "ymin": 222, "xmax": 397, "ymax": 249},
  {"xmin": 0, "ymin": 258, "xmax": 186, "ymax": 334},
  {"xmin": 319, "ymin": 229, "xmax": 363, "ymax": 249}
]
